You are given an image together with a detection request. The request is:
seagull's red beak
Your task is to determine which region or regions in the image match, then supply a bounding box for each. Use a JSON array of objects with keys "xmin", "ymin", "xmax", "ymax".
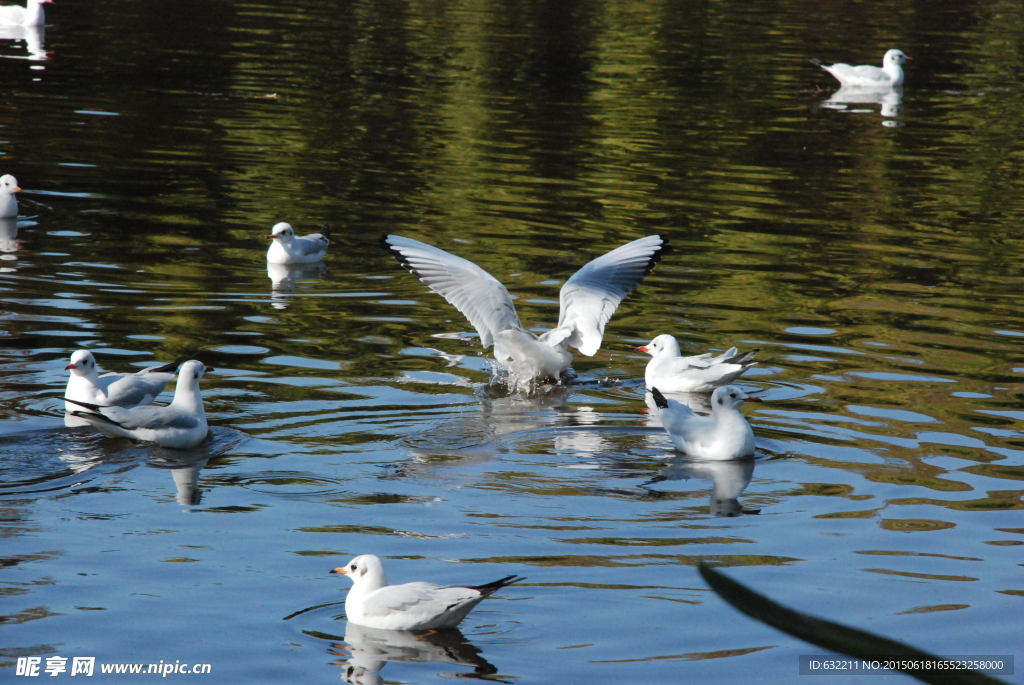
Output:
[
  {"xmin": 744, "ymin": 397, "xmax": 762, "ymax": 403},
  {"xmin": 636, "ymin": 345, "xmax": 650, "ymax": 353},
  {"xmin": 267, "ymin": 234, "xmax": 275, "ymax": 239},
  {"xmin": 905, "ymin": 56, "xmax": 914, "ymax": 61},
  {"xmin": 65, "ymin": 363, "xmax": 76, "ymax": 370},
  {"xmin": 13, "ymin": 186, "xmax": 21, "ymax": 193},
  {"xmin": 204, "ymin": 366, "xmax": 215, "ymax": 373},
  {"xmin": 330, "ymin": 567, "xmax": 348, "ymax": 575}
]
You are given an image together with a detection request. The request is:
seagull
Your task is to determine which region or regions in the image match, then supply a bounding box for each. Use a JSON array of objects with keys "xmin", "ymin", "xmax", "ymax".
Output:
[
  {"xmin": 650, "ymin": 385, "xmax": 760, "ymax": 460},
  {"xmin": 0, "ymin": 0, "xmax": 49, "ymax": 27},
  {"xmin": 330, "ymin": 554, "xmax": 524, "ymax": 631},
  {"xmin": 64, "ymin": 349, "xmax": 184, "ymax": 412},
  {"xmin": 0, "ymin": 175, "xmax": 20, "ymax": 218},
  {"xmin": 811, "ymin": 49, "xmax": 912, "ymax": 88},
  {"xmin": 638, "ymin": 335, "xmax": 757, "ymax": 393},
  {"xmin": 384, "ymin": 234, "xmax": 667, "ymax": 385},
  {"xmin": 63, "ymin": 360, "xmax": 213, "ymax": 449},
  {"xmin": 266, "ymin": 222, "xmax": 330, "ymax": 264}
]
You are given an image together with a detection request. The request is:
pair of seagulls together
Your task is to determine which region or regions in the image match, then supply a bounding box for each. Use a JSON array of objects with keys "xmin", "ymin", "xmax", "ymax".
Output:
[{"xmin": 62, "ymin": 350, "xmax": 213, "ymax": 449}]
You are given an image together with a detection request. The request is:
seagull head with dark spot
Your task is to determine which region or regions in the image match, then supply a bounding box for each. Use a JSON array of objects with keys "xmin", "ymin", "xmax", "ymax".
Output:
[{"xmin": 268, "ymin": 222, "xmax": 295, "ymax": 242}]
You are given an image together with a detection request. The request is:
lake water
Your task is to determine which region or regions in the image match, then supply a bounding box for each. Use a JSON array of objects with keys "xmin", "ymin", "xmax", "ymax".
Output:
[{"xmin": 3, "ymin": 0, "xmax": 1024, "ymax": 682}]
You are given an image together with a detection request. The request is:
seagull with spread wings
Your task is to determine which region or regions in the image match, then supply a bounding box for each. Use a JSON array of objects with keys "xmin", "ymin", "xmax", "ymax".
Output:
[{"xmin": 384, "ymin": 234, "xmax": 667, "ymax": 385}]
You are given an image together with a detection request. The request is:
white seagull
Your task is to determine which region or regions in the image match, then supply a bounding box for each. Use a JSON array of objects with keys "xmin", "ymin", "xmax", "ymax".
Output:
[
  {"xmin": 0, "ymin": 0, "xmax": 49, "ymax": 27},
  {"xmin": 384, "ymin": 234, "xmax": 667, "ymax": 385},
  {"xmin": 638, "ymin": 334, "xmax": 757, "ymax": 393},
  {"xmin": 63, "ymin": 360, "xmax": 213, "ymax": 449},
  {"xmin": 266, "ymin": 222, "xmax": 331, "ymax": 264},
  {"xmin": 64, "ymin": 349, "xmax": 183, "ymax": 412},
  {"xmin": 331, "ymin": 554, "xmax": 524, "ymax": 631},
  {"xmin": 0, "ymin": 175, "xmax": 20, "ymax": 218},
  {"xmin": 812, "ymin": 49, "xmax": 913, "ymax": 88},
  {"xmin": 650, "ymin": 385, "xmax": 761, "ymax": 460}
]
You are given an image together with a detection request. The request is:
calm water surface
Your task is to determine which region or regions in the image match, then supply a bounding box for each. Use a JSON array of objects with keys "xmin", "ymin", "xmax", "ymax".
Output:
[{"xmin": 3, "ymin": 0, "xmax": 1024, "ymax": 682}]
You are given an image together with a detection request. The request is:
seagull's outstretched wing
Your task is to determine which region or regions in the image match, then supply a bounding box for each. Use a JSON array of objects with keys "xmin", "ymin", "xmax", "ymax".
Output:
[
  {"xmin": 553, "ymin": 235, "xmax": 666, "ymax": 356},
  {"xmin": 384, "ymin": 235, "xmax": 524, "ymax": 348}
]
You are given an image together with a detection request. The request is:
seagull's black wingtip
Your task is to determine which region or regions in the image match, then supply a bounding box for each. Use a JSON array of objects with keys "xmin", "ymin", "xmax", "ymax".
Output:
[
  {"xmin": 380, "ymin": 234, "xmax": 420, "ymax": 275},
  {"xmin": 149, "ymin": 356, "xmax": 188, "ymax": 374},
  {"xmin": 63, "ymin": 396, "xmax": 104, "ymax": 412},
  {"xmin": 470, "ymin": 574, "xmax": 527, "ymax": 596},
  {"xmin": 650, "ymin": 387, "xmax": 669, "ymax": 410}
]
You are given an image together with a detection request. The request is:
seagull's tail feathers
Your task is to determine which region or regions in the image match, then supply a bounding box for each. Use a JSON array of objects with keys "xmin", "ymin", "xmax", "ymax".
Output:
[
  {"xmin": 62, "ymin": 396, "xmax": 105, "ymax": 412},
  {"xmin": 70, "ymin": 410, "xmax": 124, "ymax": 428},
  {"xmin": 318, "ymin": 223, "xmax": 332, "ymax": 241},
  {"xmin": 147, "ymin": 355, "xmax": 192, "ymax": 375},
  {"xmin": 64, "ymin": 397, "xmax": 126, "ymax": 428},
  {"xmin": 731, "ymin": 349, "xmax": 759, "ymax": 366},
  {"xmin": 467, "ymin": 574, "xmax": 526, "ymax": 597},
  {"xmin": 809, "ymin": 57, "xmax": 826, "ymax": 68},
  {"xmin": 650, "ymin": 387, "xmax": 670, "ymax": 410}
]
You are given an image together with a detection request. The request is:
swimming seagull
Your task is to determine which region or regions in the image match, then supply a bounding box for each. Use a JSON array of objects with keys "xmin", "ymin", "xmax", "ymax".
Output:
[
  {"xmin": 811, "ymin": 49, "xmax": 913, "ymax": 88},
  {"xmin": 266, "ymin": 222, "xmax": 331, "ymax": 264},
  {"xmin": 330, "ymin": 554, "xmax": 524, "ymax": 631},
  {"xmin": 0, "ymin": 0, "xmax": 49, "ymax": 27},
  {"xmin": 650, "ymin": 385, "xmax": 760, "ymax": 460},
  {"xmin": 64, "ymin": 349, "xmax": 184, "ymax": 412},
  {"xmin": 638, "ymin": 335, "xmax": 758, "ymax": 393},
  {"xmin": 0, "ymin": 175, "xmax": 20, "ymax": 218},
  {"xmin": 63, "ymin": 360, "xmax": 213, "ymax": 449},
  {"xmin": 384, "ymin": 234, "xmax": 667, "ymax": 385}
]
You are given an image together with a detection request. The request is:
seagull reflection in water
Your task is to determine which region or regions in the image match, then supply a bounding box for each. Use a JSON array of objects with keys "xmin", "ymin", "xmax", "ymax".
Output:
[
  {"xmin": 821, "ymin": 85, "xmax": 903, "ymax": 118},
  {"xmin": 335, "ymin": 623, "xmax": 505, "ymax": 685},
  {"xmin": 643, "ymin": 456, "xmax": 760, "ymax": 517},
  {"xmin": 0, "ymin": 24, "xmax": 47, "ymax": 61},
  {"xmin": 0, "ymin": 217, "xmax": 20, "ymax": 264},
  {"xmin": 386, "ymin": 384, "xmax": 627, "ymax": 479},
  {"xmin": 149, "ymin": 452, "xmax": 210, "ymax": 507},
  {"xmin": 267, "ymin": 261, "xmax": 327, "ymax": 310}
]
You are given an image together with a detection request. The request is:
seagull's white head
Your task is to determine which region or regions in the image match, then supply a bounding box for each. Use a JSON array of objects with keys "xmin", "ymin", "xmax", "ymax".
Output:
[
  {"xmin": 330, "ymin": 554, "xmax": 386, "ymax": 589},
  {"xmin": 268, "ymin": 222, "xmax": 295, "ymax": 243},
  {"xmin": 710, "ymin": 385, "xmax": 762, "ymax": 412},
  {"xmin": 0, "ymin": 175, "xmax": 21, "ymax": 196},
  {"xmin": 884, "ymin": 49, "xmax": 912, "ymax": 66},
  {"xmin": 65, "ymin": 349, "xmax": 98, "ymax": 377},
  {"xmin": 637, "ymin": 334, "xmax": 680, "ymax": 358},
  {"xmin": 179, "ymin": 360, "xmax": 213, "ymax": 382}
]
